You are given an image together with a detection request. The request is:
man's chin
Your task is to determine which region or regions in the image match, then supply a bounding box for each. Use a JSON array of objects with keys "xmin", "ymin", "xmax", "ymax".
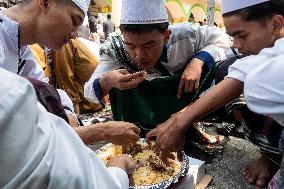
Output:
[{"xmin": 137, "ymin": 64, "xmax": 153, "ymax": 70}]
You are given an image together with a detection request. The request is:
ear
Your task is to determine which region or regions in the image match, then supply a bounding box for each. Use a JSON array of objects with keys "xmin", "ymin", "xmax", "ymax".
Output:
[
  {"xmin": 164, "ymin": 29, "xmax": 171, "ymax": 42},
  {"xmin": 271, "ymin": 15, "xmax": 284, "ymax": 35},
  {"xmin": 38, "ymin": 0, "xmax": 51, "ymax": 13}
]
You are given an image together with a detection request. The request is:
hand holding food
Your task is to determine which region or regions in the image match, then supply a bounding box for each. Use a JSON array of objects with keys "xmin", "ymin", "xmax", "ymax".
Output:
[{"xmin": 107, "ymin": 69, "xmax": 147, "ymax": 90}]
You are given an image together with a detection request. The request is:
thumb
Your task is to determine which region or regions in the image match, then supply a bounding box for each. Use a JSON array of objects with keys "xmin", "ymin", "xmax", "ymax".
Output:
[{"xmin": 118, "ymin": 69, "xmax": 130, "ymax": 75}]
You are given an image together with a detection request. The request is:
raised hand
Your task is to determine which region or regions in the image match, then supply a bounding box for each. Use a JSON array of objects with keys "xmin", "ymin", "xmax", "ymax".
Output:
[{"xmin": 109, "ymin": 69, "xmax": 147, "ymax": 90}]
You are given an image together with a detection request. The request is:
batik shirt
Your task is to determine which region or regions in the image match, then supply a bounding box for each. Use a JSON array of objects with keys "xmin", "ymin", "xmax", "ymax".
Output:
[{"xmin": 84, "ymin": 23, "xmax": 233, "ymax": 104}]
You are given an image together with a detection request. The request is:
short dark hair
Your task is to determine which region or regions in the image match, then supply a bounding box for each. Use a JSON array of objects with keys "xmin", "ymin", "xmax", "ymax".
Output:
[
  {"xmin": 223, "ymin": 0, "xmax": 284, "ymax": 23},
  {"xmin": 107, "ymin": 14, "xmax": 111, "ymax": 19},
  {"xmin": 119, "ymin": 22, "xmax": 169, "ymax": 34}
]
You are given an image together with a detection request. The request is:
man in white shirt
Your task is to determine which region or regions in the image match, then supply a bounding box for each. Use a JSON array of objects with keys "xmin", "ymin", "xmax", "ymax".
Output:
[
  {"xmin": 0, "ymin": 67, "xmax": 135, "ymax": 189},
  {"xmin": 243, "ymin": 40, "xmax": 284, "ymax": 189},
  {"xmin": 147, "ymin": 0, "xmax": 284, "ymax": 187}
]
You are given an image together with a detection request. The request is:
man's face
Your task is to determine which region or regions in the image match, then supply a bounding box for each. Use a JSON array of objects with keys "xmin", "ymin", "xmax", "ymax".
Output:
[
  {"xmin": 37, "ymin": 0, "xmax": 84, "ymax": 50},
  {"xmin": 224, "ymin": 15, "xmax": 275, "ymax": 56},
  {"xmin": 123, "ymin": 29, "xmax": 166, "ymax": 70}
]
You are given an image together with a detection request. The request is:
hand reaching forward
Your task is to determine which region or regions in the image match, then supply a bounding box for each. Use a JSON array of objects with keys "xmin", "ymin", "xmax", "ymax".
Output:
[
  {"xmin": 104, "ymin": 121, "xmax": 141, "ymax": 145},
  {"xmin": 107, "ymin": 154, "xmax": 138, "ymax": 174},
  {"xmin": 146, "ymin": 113, "xmax": 189, "ymax": 164}
]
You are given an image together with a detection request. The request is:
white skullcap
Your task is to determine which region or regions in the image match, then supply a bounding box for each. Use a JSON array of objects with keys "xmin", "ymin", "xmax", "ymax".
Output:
[
  {"xmin": 221, "ymin": 0, "xmax": 270, "ymax": 14},
  {"xmin": 71, "ymin": 0, "xmax": 90, "ymax": 15},
  {"xmin": 120, "ymin": 0, "xmax": 169, "ymax": 24}
]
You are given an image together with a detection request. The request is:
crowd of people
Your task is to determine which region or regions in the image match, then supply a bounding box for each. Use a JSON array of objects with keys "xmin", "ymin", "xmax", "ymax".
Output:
[{"xmin": 0, "ymin": 0, "xmax": 284, "ymax": 188}]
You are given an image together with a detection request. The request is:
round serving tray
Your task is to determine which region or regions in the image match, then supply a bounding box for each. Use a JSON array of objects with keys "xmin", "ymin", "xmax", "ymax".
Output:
[{"xmin": 95, "ymin": 138, "xmax": 190, "ymax": 189}]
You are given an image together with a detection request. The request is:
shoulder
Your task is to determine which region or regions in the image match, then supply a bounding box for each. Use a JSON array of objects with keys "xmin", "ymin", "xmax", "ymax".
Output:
[{"xmin": 168, "ymin": 23, "xmax": 199, "ymax": 43}]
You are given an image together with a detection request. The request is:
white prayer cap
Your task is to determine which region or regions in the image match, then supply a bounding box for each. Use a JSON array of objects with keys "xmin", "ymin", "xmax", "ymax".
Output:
[
  {"xmin": 120, "ymin": 0, "xmax": 169, "ymax": 24},
  {"xmin": 71, "ymin": 0, "xmax": 90, "ymax": 15},
  {"xmin": 221, "ymin": 0, "xmax": 270, "ymax": 14}
]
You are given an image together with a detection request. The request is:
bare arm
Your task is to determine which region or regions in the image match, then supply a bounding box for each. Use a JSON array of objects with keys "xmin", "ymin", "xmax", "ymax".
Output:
[
  {"xmin": 180, "ymin": 77, "xmax": 243, "ymax": 127},
  {"xmin": 147, "ymin": 78, "xmax": 244, "ymax": 162},
  {"xmin": 73, "ymin": 121, "xmax": 141, "ymax": 145}
]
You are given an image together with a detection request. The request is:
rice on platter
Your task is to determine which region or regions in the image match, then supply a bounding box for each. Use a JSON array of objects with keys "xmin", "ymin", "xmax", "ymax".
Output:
[{"xmin": 96, "ymin": 139, "xmax": 189, "ymax": 188}]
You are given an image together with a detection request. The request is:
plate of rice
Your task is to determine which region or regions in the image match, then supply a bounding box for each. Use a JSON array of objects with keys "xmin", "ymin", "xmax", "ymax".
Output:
[{"xmin": 95, "ymin": 139, "xmax": 190, "ymax": 189}]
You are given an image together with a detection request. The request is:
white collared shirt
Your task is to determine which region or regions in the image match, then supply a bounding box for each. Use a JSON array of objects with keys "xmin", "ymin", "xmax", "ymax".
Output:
[{"xmin": 0, "ymin": 68, "xmax": 129, "ymax": 189}]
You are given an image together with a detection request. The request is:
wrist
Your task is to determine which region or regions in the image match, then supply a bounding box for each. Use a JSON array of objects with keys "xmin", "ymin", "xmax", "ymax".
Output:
[
  {"xmin": 174, "ymin": 110, "xmax": 193, "ymax": 132},
  {"xmin": 100, "ymin": 73, "xmax": 114, "ymax": 92},
  {"xmin": 191, "ymin": 58, "xmax": 204, "ymax": 70},
  {"xmin": 107, "ymin": 156, "xmax": 127, "ymax": 171}
]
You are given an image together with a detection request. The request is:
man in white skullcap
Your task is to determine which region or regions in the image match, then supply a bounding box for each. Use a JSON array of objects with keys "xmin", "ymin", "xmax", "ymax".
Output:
[
  {"xmin": 0, "ymin": 0, "xmax": 78, "ymax": 125},
  {"xmin": 0, "ymin": 0, "xmax": 139, "ymax": 188},
  {"xmin": 147, "ymin": 0, "xmax": 284, "ymax": 187},
  {"xmin": 0, "ymin": 0, "xmax": 140, "ymax": 146},
  {"xmin": 84, "ymin": 0, "xmax": 232, "ymax": 136}
]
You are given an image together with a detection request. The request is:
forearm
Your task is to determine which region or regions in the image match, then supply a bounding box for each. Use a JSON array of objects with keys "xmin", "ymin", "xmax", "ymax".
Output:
[
  {"xmin": 68, "ymin": 114, "xmax": 79, "ymax": 127},
  {"xmin": 73, "ymin": 122, "xmax": 108, "ymax": 144},
  {"xmin": 179, "ymin": 78, "xmax": 244, "ymax": 130}
]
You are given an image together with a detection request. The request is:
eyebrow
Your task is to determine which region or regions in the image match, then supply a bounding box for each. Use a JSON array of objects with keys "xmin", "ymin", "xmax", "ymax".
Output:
[
  {"xmin": 227, "ymin": 30, "xmax": 245, "ymax": 37},
  {"xmin": 125, "ymin": 40, "xmax": 155, "ymax": 46}
]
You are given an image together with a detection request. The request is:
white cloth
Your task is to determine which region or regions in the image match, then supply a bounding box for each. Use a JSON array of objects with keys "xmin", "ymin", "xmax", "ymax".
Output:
[
  {"xmin": 0, "ymin": 11, "xmax": 48, "ymax": 82},
  {"xmin": 71, "ymin": 0, "xmax": 90, "ymax": 15},
  {"xmin": 0, "ymin": 68, "xmax": 129, "ymax": 189},
  {"xmin": 244, "ymin": 44, "xmax": 284, "ymax": 126},
  {"xmin": 84, "ymin": 23, "xmax": 232, "ymax": 103},
  {"xmin": 120, "ymin": 0, "xmax": 168, "ymax": 24},
  {"xmin": 78, "ymin": 37, "xmax": 101, "ymax": 58},
  {"xmin": 57, "ymin": 89, "xmax": 76, "ymax": 115},
  {"xmin": 227, "ymin": 38, "xmax": 284, "ymax": 126},
  {"xmin": 221, "ymin": 0, "xmax": 269, "ymax": 14}
]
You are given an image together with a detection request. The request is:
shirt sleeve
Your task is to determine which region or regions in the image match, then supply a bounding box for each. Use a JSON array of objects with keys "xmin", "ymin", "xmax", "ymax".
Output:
[
  {"xmin": 194, "ymin": 25, "xmax": 232, "ymax": 66},
  {"xmin": 165, "ymin": 23, "xmax": 232, "ymax": 73},
  {"xmin": 244, "ymin": 55, "xmax": 284, "ymax": 126},
  {"xmin": 226, "ymin": 55, "xmax": 260, "ymax": 82},
  {"xmin": 84, "ymin": 54, "xmax": 120, "ymax": 103},
  {"xmin": 57, "ymin": 89, "xmax": 76, "ymax": 117}
]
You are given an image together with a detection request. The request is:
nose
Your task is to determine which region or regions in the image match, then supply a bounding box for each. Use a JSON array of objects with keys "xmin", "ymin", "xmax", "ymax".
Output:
[
  {"xmin": 134, "ymin": 48, "xmax": 146, "ymax": 61},
  {"xmin": 232, "ymin": 38, "xmax": 242, "ymax": 50}
]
